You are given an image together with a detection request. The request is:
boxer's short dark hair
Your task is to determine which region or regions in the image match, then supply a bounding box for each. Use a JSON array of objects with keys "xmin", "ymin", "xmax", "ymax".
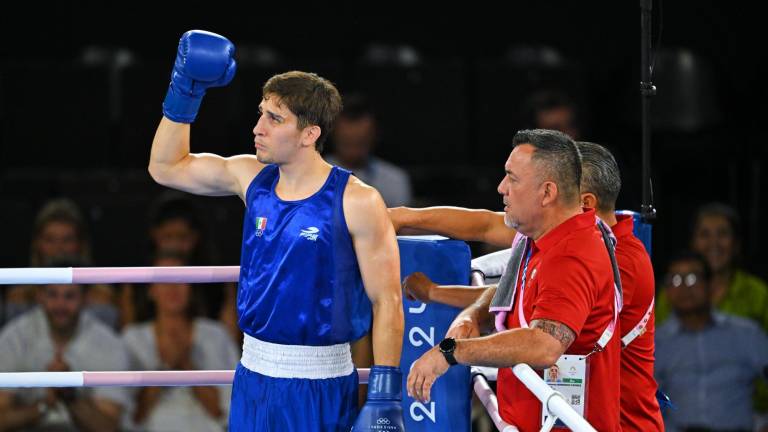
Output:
[{"xmin": 263, "ymin": 71, "xmax": 343, "ymax": 152}]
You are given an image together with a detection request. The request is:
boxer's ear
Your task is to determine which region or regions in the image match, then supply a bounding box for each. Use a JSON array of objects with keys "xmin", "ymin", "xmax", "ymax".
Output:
[{"xmin": 300, "ymin": 125, "xmax": 322, "ymax": 150}]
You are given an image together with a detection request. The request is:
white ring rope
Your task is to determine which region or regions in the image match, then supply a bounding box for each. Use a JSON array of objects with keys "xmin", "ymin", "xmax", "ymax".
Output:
[{"xmin": 0, "ymin": 266, "xmax": 240, "ymax": 285}]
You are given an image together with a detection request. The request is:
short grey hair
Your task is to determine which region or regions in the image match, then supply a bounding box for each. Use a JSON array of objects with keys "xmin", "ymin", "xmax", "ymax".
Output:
[
  {"xmin": 512, "ymin": 129, "xmax": 582, "ymax": 205},
  {"xmin": 576, "ymin": 141, "xmax": 621, "ymax": 212}
]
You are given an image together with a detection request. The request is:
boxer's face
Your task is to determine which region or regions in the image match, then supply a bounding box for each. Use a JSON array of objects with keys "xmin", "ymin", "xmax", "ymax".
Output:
[
  {"xmin": 253, "ymin": 96, "xmax": 304, "ymax": 164},
  {"xmin": 498, "ymin": 144, "xmax": 544, "ymax": 236}
]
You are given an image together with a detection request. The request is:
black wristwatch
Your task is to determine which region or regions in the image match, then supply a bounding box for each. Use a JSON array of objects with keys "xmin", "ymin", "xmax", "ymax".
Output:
[{"xmin": 439, "ymin": 337, "xmax": 458, "ymax": 366}]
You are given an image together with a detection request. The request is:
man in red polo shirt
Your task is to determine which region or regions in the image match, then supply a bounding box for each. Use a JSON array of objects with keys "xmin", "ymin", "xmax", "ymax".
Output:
[
  {"xmin": 394, "ymin": 141, "xmax": 663, "ymax": 431},
  {"xmin": 406, "ymin": 130, "xmax": 621, "ymax": 431},
  {"xmin": 578, "ymin": 142, "xmax": 662, "ymax": 431}
]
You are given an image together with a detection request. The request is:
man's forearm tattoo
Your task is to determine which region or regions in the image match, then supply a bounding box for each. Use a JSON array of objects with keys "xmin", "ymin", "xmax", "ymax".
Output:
[{"xmin": 530, "ymin": 319, "xmax": 576, "ymax": 351}]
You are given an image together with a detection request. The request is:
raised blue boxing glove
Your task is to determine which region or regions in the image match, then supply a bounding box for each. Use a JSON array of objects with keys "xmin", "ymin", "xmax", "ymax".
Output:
[
  {"xmin": 162, "ymin": 30, "xmax": 236, "ymax": 123},
  {"xmin": 352, "ymin": 365, "xmax": 405, "ymax": 431}
]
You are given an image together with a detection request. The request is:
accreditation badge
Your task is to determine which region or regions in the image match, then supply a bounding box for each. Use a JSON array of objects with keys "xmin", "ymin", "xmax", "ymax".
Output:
[{"xmin": 541, "ymin": 354, "xmax": 588, "ymax": 427}]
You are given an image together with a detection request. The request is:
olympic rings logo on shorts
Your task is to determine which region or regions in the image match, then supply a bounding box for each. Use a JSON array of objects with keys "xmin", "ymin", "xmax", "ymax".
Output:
[{"xmin": 376, "ymin": 417, "xmax": 391, "ymax": 425}]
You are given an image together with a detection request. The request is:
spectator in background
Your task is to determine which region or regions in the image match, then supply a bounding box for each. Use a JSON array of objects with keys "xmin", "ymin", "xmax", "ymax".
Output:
[
  {"xmin": 0, "ymin": 258, "xmax": 130, "ymax": 432},
  {"xmin": 327, "ymin": 93, "xmax": 413, "ymax": 206},
  {"xmin": 2, "ymin": 198, "xmax": 118, "ymax": 330},
  {"xmin": 655, "ymin": 251, "xmax": 768, "ymax": 432},
  {"xmin": 28, "ymin": 199, "xmax": 93, "ymax": 267},
  {"xmin": 147, "ymin": 192, "xmax": 210, "ymax": 266},
  {"xmin": 122, "ymin": 252, "xmax": 239, "ymax": 432},
  {"xmin": 656, "ymin": 203, "xmax": 768, "ymax": 325},
  {"xmin": 121, "ymin": 193, "xmax": 239, "ymax": 345},
  {"xmin": 523, "ymin": 90, "xmax": 583, "ymax": 140},
  {"xmin": 656, "ymin": 202, "xmax": 768, "ymax": 425},
  {"xmin": 3, "ymin": 199, "xmax": 91, "ymax": 324},
  {"xmin": 691, "ymin": 203, "xmax": 768, "ymax": 327}
]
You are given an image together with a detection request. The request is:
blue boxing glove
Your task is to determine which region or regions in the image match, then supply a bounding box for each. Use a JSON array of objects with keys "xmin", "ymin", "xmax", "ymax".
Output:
[
  {"xmin": 352, "ymin": 366, "xmax": 405, "ymax": 431},
  {"xmin": 162, "ymin": 30, "xmax": 236, "ymax": 123}
]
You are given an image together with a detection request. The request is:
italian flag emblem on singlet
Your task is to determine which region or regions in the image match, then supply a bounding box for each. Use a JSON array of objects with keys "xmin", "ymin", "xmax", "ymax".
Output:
[{"xmin": 255, "ymin": 217, "xmax": 267, "ymax": 237}]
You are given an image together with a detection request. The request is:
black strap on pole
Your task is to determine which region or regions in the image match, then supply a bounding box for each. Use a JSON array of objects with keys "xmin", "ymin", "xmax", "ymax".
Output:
[{"xmin": 640, "ymin": 0, "xmax": 657, "ymax": 222}]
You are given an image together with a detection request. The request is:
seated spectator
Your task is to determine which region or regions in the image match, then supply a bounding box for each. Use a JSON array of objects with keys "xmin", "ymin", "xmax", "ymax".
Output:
[
  {"xmin": 655, "ymin": 251, "xmax": 768, "ymax": 432},
  {"xmin": 657, "ymin": 203, "xmax": 768, "ymax": 327},
  {"xmin": 326, "ymin": 93, "xmax": 413, "ymax": 206},
  {"xmin": 2, "ymin": 198, "xmax": 120, "ymax": 330},
  {"xmin": 122, "ymin": 252, "xmax": 239, "ymax": 432},
  {"xmin": 656, "ymin": 203, "xmax": 768, "ymax": 422},
  {"xmin": 28, "ymin": 199, "xmax": 93, "ymax": 267},
  {"xmin": 4, "ymin": 199, "xmax": 85, "ymax": 324},
  {"xmin": 121, "ymin": 193, "xmax": 239, "ymax": 345},
  {"xmin": 0, "ymin": 258, "xmax": 130, "ymax": 432},
  {"xmin": 147, "ymin": 193, "xmax": 209, "ymax": 265}
]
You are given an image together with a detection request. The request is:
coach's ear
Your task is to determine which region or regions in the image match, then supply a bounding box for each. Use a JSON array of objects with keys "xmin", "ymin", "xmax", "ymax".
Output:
[{"xmin": 581, "ymin": 192, "xmax": 598, "ymax": 210}]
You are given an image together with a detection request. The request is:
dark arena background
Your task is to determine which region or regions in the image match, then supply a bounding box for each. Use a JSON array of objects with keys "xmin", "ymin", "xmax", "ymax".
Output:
[
  {"xmin": 0, "ymin": 4, "xmax": 765, "ymax": 272},
  {"xmin": 1, "ymin": 3, "xmax": 767, "ymax": 430}
]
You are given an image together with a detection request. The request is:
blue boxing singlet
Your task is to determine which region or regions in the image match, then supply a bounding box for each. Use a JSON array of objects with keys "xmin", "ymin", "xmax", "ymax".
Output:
[{"xmin": 237, "ymin": 164, "xmax": 372, "ymax": 346}]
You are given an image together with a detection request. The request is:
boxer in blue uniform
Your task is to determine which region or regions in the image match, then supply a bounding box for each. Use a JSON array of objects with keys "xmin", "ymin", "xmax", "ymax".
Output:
[{"xmin": 148, "ymin": 30, "xmax": 405, "ymax": 431}]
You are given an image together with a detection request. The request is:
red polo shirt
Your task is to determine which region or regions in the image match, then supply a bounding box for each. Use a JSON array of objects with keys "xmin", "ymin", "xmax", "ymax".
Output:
[
  {"xmin": 498, "ymin": 209, "xmax": 621, "ymax": 432},
  {"xmin": 613, "ymin": 214, "xmax": 663, "ymax": 431}
]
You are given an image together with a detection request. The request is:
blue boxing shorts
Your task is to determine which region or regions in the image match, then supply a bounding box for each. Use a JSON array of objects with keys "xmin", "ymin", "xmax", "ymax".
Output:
[{"xmin": 228, "ymin": 335, "xmax": 359, "ymax": 431}]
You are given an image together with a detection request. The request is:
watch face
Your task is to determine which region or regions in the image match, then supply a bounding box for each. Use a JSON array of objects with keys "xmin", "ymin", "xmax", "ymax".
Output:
[{"xmin": 440, "ymin": 338, "xmax": 456, "ymax": 352}]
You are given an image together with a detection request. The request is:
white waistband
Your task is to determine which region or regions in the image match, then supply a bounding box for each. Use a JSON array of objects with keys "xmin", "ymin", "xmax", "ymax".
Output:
[{"xmin": 240, "ymin": 334, "xmax": 354, "ymax": 379}]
